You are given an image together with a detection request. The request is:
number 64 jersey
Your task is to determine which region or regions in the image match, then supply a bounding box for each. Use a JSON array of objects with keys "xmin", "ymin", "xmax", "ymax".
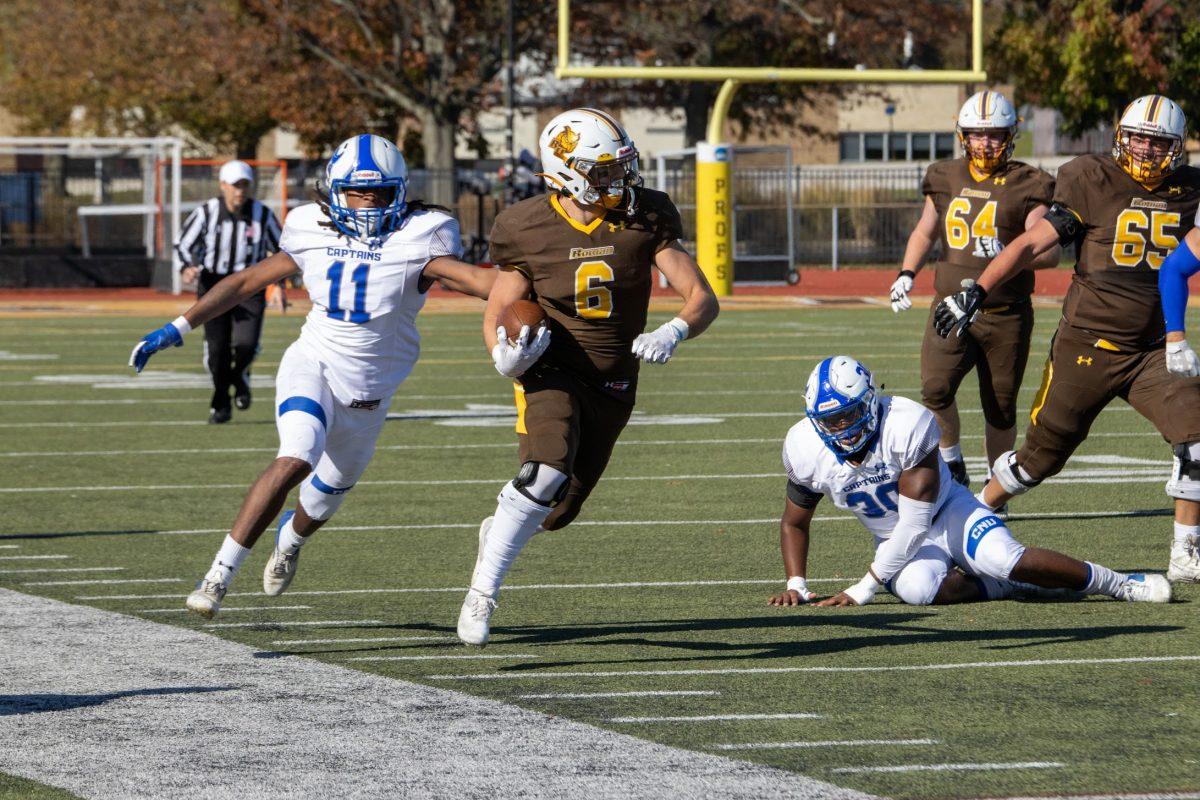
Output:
[
  {"xmin": 782, "ymin": 395, "xmax": 955, "ymax": 537},
  {"xmin": 279, "ymin": 203, "xmax": 463, "ymax": 404}
]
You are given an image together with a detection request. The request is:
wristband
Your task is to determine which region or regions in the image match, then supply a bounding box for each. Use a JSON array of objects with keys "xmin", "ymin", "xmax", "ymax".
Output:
[
  {"xmin": 171, "ymin": 315, "xmax": 193, "ymax": 336},
  {"xmin": 843, "ymin": 573, "xmax": 883, "ymax": 606},
  {"xmin": 666, "ymin": 317, "xmax": 689, "ymax": 342},
  {"xmin": 786, "ymin": 576, "xmax": 809, "ymax": 595},
  {"xmin": 898, "ymin": 269, "xmax": 916, "ymax": 279}
]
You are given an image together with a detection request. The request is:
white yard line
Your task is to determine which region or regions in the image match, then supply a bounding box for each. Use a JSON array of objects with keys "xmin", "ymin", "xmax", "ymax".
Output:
[
  {"xmin": 610, "ymin": 713, "xmax": 822, "ymax": 723},
  {"xmin": 0, "ymin": 544, "xmax": 19, "ymax": 549},
  {"xmin": 205, "ymin": 619, "xmax": 385, "ymax": 629},
  {"xmin": 0, "ymin": 588, "xmax": 870, "ymax": 800},
  {"xmin": 272, "ymin": 635, "xmax": 456, "ymax": 646},
  {"xmin": 348, "ymin": 654, "xmax": 540, "ymax": 662},
  {"xmin": 430, "ymin": 655, "xmax": 1200, "ymax": 681},
  {"xmin": 520, "ymin": 691, "xmax": 721, "ymax": 700},
  {"xmin": 715, "ymin": 739, "xmax": 939, "ymax": 751},
  {"xmin": 986, "ymin": 794, "xmax": 1200, "ymax": 800},
  {"xmin": 830, "ymin": 762, "xmax": 1064, "ymax": 774},
  {"xmin": 0, "ymin": 554, "xmax": 68, "ymax": 561},
  {"xmin": 140, "ymin": 605, "xmax": 312, "ymax": 614},
  {"xmin": 0, "ymin": 567, "xmax": 121, "ymax": 574},
  {"xmin": 23, "ymin": 578, "xmax": 182, "ymax": 587}
]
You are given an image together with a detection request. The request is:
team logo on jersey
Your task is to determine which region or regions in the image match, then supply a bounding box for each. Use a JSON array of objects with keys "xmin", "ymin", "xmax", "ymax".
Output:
[
  {"xmin": 1168, "ymin": 186, "xmax": 1184, "ymax": 195},
  {"xmin": 966, "ymin": 515, "xmax": 1004, "ymax": 558},
  {"xmin": 993, "ymin": 176, "xmax": 1007, "ymax": 186},
  {"xmin": 550, "ymin": 127, "xmax": 580, "ymax": 160},
  {"xmin": 1076, "ymin": 356, "xmax": 1093, "ymax": 366},
  {"xmin": 608, "ymin": 221, "xmax": 626, "ymax": 233},
  {"xmin": 569, "ymin": 245, "xmax": 615, "ymax": 259},
  {"xmin": 603, "ymin": 379, "xmax": 631, "ymax": 393}
]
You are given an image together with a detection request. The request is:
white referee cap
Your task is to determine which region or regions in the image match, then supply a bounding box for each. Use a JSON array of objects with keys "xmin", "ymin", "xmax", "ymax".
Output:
[{"xmin": 219, "ymin": 160, "xmax": 254, "ymax": 185}]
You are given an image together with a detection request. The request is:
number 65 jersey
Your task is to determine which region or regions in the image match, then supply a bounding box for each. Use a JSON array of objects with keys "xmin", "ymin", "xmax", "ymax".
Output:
[
  {"xmin": 782, "ymin": 395, "xmax": 954, "ymax": 537},
  {"xmin": 279, "ymin": 202, "xmax": 463, "ymax": 403}
]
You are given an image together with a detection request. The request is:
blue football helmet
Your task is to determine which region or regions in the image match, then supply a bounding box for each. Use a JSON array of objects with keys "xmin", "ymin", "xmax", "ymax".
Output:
[
  {"xmin": 804, "ymin": 356, "xmax": 881, "ymax": 458},
  {"xmin": 324, "ymin": 134, "xmax": 408, "ymax": 245}
]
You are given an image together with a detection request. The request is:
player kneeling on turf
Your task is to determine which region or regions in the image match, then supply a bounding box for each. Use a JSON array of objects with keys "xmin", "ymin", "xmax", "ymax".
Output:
[
  {"xmin": 129, "ymin": 134, "xmax": 496, "ymax": 619},
  {"xmin": 769, "ymin": 356, "xmax": 1171, "ymax": 608}
]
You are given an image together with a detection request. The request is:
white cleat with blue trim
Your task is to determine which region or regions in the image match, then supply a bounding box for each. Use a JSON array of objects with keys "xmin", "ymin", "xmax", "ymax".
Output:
[
  {"xmin": 1117, "ymin": 573, "xmax": 1173, "ymax": 603},
  {"xmin": 263, "ymin": 510, "xmax": 301, "ymax": 597},
  {"xmin": 1168, "ymin": 538, "xmax": 1200, "ymax": 583},
  {"xmin": 457, "ymin": 589, "xmax": 497, "ymax": 647},
  {"xmin": 186, "ymin": 575, "xmax": 228, "ymax": 619}
]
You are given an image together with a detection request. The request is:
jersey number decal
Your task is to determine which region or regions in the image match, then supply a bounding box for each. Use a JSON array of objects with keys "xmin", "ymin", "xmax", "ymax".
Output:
[
  {"xmin": 1111, "ymin": 209, "xmax": 1180, "ymax": 270},
  {"xmin": 945, "ymin": 197, "xmax": 998, "ymax": 250},
  {"xmin": 326, "ymin": 260, "xmax": 371, "ymax": 323},
  {"xmin": 575, "ymin": 260, "xmax": 614, "ymax": 319},
  {"xmin": 845, "ymin": 481, "xmax": 899, "ymax": 519}
]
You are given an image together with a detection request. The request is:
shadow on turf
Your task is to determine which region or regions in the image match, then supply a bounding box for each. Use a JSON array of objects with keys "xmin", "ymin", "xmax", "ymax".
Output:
[
  {"xmin": 0, "ymin": 529, "xmax": 165, "ymax": 541},
  {"xmin": 0, "ymin": 685, "xmax": 237, "ymax": 716}
]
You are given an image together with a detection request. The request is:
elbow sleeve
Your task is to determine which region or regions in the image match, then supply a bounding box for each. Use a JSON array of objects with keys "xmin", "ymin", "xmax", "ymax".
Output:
[
  {"xmin": 1161, "ymin": 240, "xmax": 1200, "ymax": 333},
  {"xmin": 869, "ymin": 495, "xmax": 935, "ymax": 583},
  {"xmin": 1044, "ymin": 203, "xmax": 1084, "ymax": 247}
]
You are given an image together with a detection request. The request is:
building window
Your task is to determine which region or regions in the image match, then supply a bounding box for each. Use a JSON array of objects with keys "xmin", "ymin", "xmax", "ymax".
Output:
[
  {"xmin": 889, "ymin": 133, "xmax": 908, "ymax": 161},
  {"xmin": 839, "ymin": 133, "xmax": 862, "ymax": 161},
  {"xmin": 935, "ymin": 132, "xmax": 956, "ymax": 160},
  {"xmin": 864, "ymin": 133, "xmax": 885, "ymax": 161},
  {"xmin": 838, "ymin": 131, "xmax": 955, "ymax": 162}
]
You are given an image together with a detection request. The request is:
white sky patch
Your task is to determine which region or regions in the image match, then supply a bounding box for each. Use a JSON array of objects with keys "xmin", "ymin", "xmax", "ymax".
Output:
[
  {"xmin": 714, "ymin": 739, "xmax": 939, "ymax": 751},
  {"xmin": 610, "ymin": 713, "xmax": 822, "ymax": 723},
  {"xmin": 830, "ymin": 762, "xmax": 1064, "ymax": 774},
  {"xmin": 0, "ymin": 588, "xmax": 869, "ymax": 800}
]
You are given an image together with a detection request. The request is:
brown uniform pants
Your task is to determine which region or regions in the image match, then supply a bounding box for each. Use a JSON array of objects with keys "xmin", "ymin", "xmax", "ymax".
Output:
[
  {"xmin": 514, "ymin": 368, "xmax": 634, "ymax": 531},
  {"xmin": 1018, "ymin": 320, "xmax": 1200, "ymax": 481},
  {"xmin": 921, "ymin": 300, "xmax": 1034, "ymax": 431}
]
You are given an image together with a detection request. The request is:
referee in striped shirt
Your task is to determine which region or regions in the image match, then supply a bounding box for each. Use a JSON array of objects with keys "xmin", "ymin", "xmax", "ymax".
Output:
[{"xmin": 175, "ymin": 160, "xmax": 282, "ymax": 424}]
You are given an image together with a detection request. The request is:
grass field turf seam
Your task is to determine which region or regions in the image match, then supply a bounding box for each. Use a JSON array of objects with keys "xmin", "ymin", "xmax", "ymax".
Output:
[{"xmin": 1, "ymin": 306, "xmax": 1198, "ymax": 799}]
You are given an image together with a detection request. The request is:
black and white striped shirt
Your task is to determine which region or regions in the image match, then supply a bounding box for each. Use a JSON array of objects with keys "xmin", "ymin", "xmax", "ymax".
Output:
[{"xmin": 174, "ymin": 198, "xmax": 282, "ymax": 275}]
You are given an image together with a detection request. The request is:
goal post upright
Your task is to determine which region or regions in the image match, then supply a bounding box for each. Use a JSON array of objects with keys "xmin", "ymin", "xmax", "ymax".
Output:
[{"xmin": 555, "ymin": 0, "xmax": 987, "ymax": 295}]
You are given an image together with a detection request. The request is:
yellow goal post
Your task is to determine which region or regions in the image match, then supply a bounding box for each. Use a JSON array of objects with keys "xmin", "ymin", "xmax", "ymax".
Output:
[{"xmin": 555, "ymin": 0, "xmax": 987, "ymax": 295}]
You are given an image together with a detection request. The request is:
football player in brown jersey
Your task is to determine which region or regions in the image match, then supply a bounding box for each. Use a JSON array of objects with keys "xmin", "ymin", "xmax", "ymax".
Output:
[
  {"xmin": 457, "ymin": 108, "xmax": 720, "ymax": 645},
  {"xmin": 892, "ymin": 91, "xmax": 1057, "ymax": 494},
  {"xmin": 935, "ymin": 94, "xmax": 1200, "ymax": 583}
]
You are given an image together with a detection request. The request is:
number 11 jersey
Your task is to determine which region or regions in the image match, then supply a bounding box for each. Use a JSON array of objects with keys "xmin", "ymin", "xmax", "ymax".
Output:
[
  {"xmin": 488, "ymin": 190, "xmax": 683, "ymax": 402},
  {"xmin": 280, "ymin": 202, "xmax": 462, "ymax": 403}
]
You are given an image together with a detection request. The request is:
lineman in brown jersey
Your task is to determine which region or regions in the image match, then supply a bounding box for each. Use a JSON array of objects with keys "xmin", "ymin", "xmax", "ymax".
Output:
[
  {"xmin": 893, "ymin": 91, "xmax": 1056, "ymax": 492},
  {"xmin": 934, "ymin": 93, "xmax": 1200, "ymax": 582},
  {"xmin": 457, "ymin": 108, "xmax": 720, "ymax": 645}
]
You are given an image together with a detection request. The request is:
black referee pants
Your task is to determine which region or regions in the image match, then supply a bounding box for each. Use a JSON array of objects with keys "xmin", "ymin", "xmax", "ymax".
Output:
[{"xmin": 198, "ymin": 272, "xmax": 265, "ymax": 413}]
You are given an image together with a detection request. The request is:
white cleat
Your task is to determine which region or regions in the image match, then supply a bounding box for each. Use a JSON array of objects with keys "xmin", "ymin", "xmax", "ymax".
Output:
[
  {"xmin": 1117, "ymin": 573, "xmax": 1173, "ymax": 603},
  {"xmin": 457, "ymin": 589, "xmax": 497, "ymax": 647},
  {"xmin": 263, "ymin": 548, "xmax": 300, "ymax": 596},
  {"xmin": 1167, "ymin": 538, "xmax": 1200, "ymax": 583},
  {"xmin": 186, "ymin": 577, "xmax": 228, "ymax": 619}
]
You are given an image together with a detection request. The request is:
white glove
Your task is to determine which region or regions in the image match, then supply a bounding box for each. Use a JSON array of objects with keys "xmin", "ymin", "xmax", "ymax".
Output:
[
  {"xmin": 632, "ymin": 317, "xmax": 688, "ymax": 364},
  {"xmin": 972, "ymin": 235, "xmax": 1005, "ymax": 259},
  {"xmin": 491, "ymin": 324, "xmax": 550, "ymax": 378},
  {"xmin": 890, "ymin": 270, "xmax": 915, "ymax": 313},
  {"xmin": 1166, "ymin": 339, "xmax": 1200, "ymax": 377}
]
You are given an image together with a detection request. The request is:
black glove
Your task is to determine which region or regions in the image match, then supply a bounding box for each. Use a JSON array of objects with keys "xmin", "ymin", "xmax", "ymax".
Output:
[{"xmin": 933, "ymin": 283, "xmax": 987, "ymax": 338}]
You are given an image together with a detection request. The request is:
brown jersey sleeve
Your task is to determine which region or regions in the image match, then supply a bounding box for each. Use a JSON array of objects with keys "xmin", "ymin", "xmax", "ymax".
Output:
[
  {"xmin": 639, "ymin": 190, "xmax": 684, "ymax": 252},
  {"xmin": 487, "ymin": 215, "xmax": 530, "ymax": 277},
  {"xmin": 1051, "ymin": 156, "xmax": 1093, "ymax": 227},
  {"xmin": 921, "ymin": 162, "xmax": 947, "ymax": 204},
  {"xmin": 1023, "ymin": 169, "xmax": 1055, "ymax": 219}
]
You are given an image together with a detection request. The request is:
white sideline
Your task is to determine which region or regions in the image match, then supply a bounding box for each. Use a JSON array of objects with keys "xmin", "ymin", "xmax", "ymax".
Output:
[
  {"xmin": 986, "ymin": 794, "xmax": 1200, "ymax": 800},
  {"xmin": 521, "ymin": 691, "xmax": 721, "ymax": 700},
  {"xmin": 831, "ymin": 762, "xmax": 1065, "ymax": 774},
  {"xmin": 429, "ymin": 655, "xmax": 1200, "ymax": 681},
  {"xmin": 714, "ymin": 739, "xmax": 939, "ymax": 751},
  {"xmin": 0, "ymin": 588, "xmax": 871, "ymax": 800},
  {"xmin": 611, "ymin": 713, "xmax": 822, "ymax": 723}
]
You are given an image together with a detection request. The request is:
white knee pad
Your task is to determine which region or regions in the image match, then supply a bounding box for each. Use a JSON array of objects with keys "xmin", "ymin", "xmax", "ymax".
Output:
[
  {"xmin": 298, "ymin": 472, "xmax": 353, "ymax": 521},
  {"xmin": 276, "ymin": 396, "xmax": 328, "ymax": 466},
  {"xmin": 991, "ymin": 450, "xmax": 1041, "ymax": 497},
  {"xmin": 510, "ymin": 462, "xmax": 569, "ymax": 506},
  {"xmin": 964, "ymin": 515, "xmax": 1026, "ymax": 580},
  {"xmin": 887, "ymin": 545, "xmax": 951, "ymax": 606},
  {"xmin": 1167, "ymin": 441, "xmax": 1200, "ymax": 502}
]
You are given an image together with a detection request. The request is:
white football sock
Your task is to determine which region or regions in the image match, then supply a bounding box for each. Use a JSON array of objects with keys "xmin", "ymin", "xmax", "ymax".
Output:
[
  {"xmin": 278, "ymin": 517, "xmax": 309, "ymax": 555},
  {"xmin": 471, "ymin": 482, "xmax": 554, "ymax": 598},
  {"xmin": 1083, "ymin": 562, "xmax": 1126, "ymax": 597},
  {"xmin": 1173, "ymin": 521, "xmax": 1200, "ymax": 547},
  {"xmin": 206, "ymin": 535, "xmax": 251, "ymax": 584},
  {"xmin": 940, "ymin": 444, "xmax": 963, "ymax": 462}
]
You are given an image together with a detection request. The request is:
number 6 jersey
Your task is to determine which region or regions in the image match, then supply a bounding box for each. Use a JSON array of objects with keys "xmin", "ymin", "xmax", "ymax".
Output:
[
  {"xmin": 923, "ymin": 159, "xmax": 1054, "ymax": 308},
  {"xmin": 487, "ymin": 190, "xmax": 683, "ymax": 402},
  {"xmin": 1051, "ymin": 153, "xmax": 1200, "ymax": 349},
  {"xmin": 782, "ymin": 395, "xmax": 954, "ymax": 537},
  {"xmin": 279, "ymin": 202, "xmax": 463, "ymax": 403}
]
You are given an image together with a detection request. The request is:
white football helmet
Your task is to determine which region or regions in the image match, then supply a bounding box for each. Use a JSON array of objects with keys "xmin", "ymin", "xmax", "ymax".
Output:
[
  {"xmin": 956, "ymin": 90, "xmax": 1019, "ymax": 174},
  {"xmin": 1113, "ymin": 95, "xmax": 1186, "ymax": 184},
  {"xmin": 322, "ymin": 134, "xmax": 408, "ymax": 245},
  {"xmin": 538, "ymin": 108, "xmax": 642, "ymax": 211},
  {"xmin": 805, "ymin": 356, "xmax": 881, "ymax": 459}
]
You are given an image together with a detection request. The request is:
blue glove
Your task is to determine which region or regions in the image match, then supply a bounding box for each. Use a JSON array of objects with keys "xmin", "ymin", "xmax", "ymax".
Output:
[{"xmin": 129, "ymin": 322, "xmax": 184, "ymax": 373}]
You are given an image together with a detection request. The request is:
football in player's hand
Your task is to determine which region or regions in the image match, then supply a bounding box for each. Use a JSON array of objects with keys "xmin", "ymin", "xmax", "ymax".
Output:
[{"xmin": 498, "ymin": 299, "xmax": 546, "ymax": 344}]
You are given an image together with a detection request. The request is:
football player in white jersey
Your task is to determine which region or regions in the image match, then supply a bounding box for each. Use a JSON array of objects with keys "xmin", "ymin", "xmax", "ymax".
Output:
[
  {"xmin": 129, "ymin": 134, "xmax": 496, "ymax": 619},
  {"xmin": 769, "ymin": 356, "xmax": 1172, "ymax": 608}
]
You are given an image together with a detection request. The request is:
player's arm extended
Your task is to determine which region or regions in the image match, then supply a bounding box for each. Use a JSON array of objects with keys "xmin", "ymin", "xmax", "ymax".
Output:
[
  {"xmin": 1025, "ymin": 205, "xmax": 1061, "ymax": 269},
  {"xmin": 482, "ymin": 267, "xmax": 533, "ymax": 351},
  {"xmin": 817, "ymin": 451, "xmax": 939, "ymax": 607},
  {"xmin": 974, "ymin": 216, "xmax": 1063, "ymax": 294},
  {"xmin": 1160, "ymin": 228, "xmax": 1200, "ymax": 377},
  {"xmin": 423, "ymin": 256, "xmax": 497, "ymax": 300},
  {"xmin": 654, "ymin": 243, "xmax": 720, "ymax": 338},
  {"xmin": 769, "ymin": 494, "xmax": 820, "ymax": 606},
  {"xmin": 901, "ymin": 197, "xmax": 940, "ymax": 276}
]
